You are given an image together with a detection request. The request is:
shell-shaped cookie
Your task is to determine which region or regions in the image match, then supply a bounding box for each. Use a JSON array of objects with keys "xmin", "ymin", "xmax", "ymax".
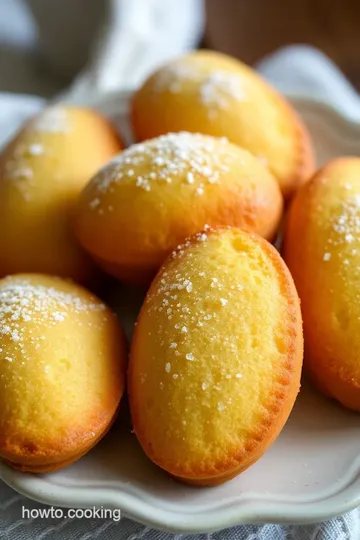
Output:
[{"xmin": 129, "ymin": 227, "xmax": 303, "ymax": 485}]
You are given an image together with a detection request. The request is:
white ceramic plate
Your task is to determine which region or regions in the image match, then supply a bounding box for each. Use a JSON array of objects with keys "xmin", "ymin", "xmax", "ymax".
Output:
[{"xmin": 1, "ymin": 92, "xmax": 360, "ymax": 534}]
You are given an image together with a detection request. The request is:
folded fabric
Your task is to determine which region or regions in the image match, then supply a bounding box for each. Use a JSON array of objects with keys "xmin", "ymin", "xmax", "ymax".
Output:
[{"xmin": 257, "ymin": 44, "xmax": 360, "ymax": 121}]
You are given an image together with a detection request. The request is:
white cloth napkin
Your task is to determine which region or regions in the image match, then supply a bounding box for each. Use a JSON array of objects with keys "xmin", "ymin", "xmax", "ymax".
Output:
[{"xmin": 0, "ymin": 3, "xmax": 360, "ymax": 537}]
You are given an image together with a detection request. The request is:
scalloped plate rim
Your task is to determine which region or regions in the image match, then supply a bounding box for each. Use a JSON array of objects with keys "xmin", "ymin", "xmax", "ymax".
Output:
[{"xmin": 1, "ymin": 458, "xmax": 360, "ymax": 533}]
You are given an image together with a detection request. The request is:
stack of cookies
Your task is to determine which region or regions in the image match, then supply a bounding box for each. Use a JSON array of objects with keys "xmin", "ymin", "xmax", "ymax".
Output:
[{"xmin": 0, "ymin": 50, "xmax": 357, "ymax": 486}]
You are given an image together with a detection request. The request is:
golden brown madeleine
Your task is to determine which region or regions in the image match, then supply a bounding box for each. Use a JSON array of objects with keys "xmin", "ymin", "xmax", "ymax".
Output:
[
  {"xmin": 283, "ymin": 158, "xmax": 360, "ymax": 411},
  {"xmin": 0, "ymin": 274, "xmax": 126, "ymax": 473},
  {"xmin": 129, "ymin": 227, "xmax": 303, "ymax": 485},
  {"xmin": 131, "ymin": 50, "xmax": 314, "ymax": 200},
  {"xmin": 0, "ymin": 106, "xmax": 123, "ymax": 283},
  {"xmin": 75, "ymin": 132, "xmax": 283, "ymax": 285}
]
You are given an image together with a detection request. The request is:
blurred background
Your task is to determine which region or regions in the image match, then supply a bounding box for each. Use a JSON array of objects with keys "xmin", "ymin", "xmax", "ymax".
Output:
[
  {"xmin": 1, "ymin": 0, "xmax": 359, "ymax": 99},
  {"xmin": 206, "ymin": 0, "xmax": 360, "ymax": 88}
]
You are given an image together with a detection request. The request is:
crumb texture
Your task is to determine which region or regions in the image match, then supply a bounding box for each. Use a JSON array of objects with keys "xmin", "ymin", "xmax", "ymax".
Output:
[
  {"xmin": 130, "ymin": 228, "xmax": 302, "ymax": 479},
  {"xmin": 284, "ymin": 158, "xmax": 360, "ymax": 409},
  {"xmin": 0, "ymin": 274, "xmax": 126, "ymax": 464}
]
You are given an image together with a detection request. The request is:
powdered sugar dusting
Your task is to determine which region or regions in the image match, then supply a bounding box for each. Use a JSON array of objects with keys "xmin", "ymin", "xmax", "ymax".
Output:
[
  {"xmin": 0, "ymin": 277, "xmax": 106, "ymax": 364},
  {"xmin": 1, "ymin": 108, "xmax": 70, "ymax": 200},
  {"xmin": 28, "ymin": 143, "xmax": 44, "ymax": 156},
  {"xmin": 153, "ymin": 63, "xmax": 199, "ymax": 93},
  {"xmin": 90, "ymin": 132, "xmax": 234, "ymax": 212},
  {"xmin": 324, "ymin": 195, "xmax": 360, "ymax": 265},
  {"xmin": 3, "ymin": 157, "xmax": 34, "ymax": 200},
  {"xmin": 152, "ymin": 60, "xmax": 246, "ymax": 118},
  {"xmin": 89, "ymin": 198, "xmax": 101, "ymax": 210},
  {"xmin": 31, "ymin": 106, "xmax": 70, "ymax": 134},
  {"xmin": 145, "ymin": 230, "xmax": 248, "ymax": 395},
  {"xmin": 332, "ymin": 200, "xmax": 360, "ymax": 241},
  {"xmin": 199, "ymin": 71, "xmax": 245, "ymax": 116},
  {"xmin": 3, "ymin": 108, "xmax": 69, "ymax": 198}
]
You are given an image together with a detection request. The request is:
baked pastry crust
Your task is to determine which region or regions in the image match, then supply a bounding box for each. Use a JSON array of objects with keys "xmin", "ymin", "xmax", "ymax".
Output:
[
  {"xmin": 0, "ymin": 274, "xmax": 126, "ymax": 473},
  {"xmin": 131, "ymin": 50, "xmax": 314, "ymax": 200},
  {"xmin": 129, "ymin": 227, "xmax": 303, "ymax": 485},
  {"xmin": 284, "ymin": 158, "xmax": 360, "ymax": 411},
  {"xmin": 75, "ymin": 132, "xmax": 283, "ymax": 285},
  {"xmin": 0, "ymin": 106, "xmax": 123, "ymax": 283}
]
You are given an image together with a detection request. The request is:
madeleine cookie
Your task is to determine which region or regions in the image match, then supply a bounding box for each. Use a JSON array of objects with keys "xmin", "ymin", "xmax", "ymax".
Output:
[
  {"xmin": 0, "ymin": 106, "xmax": 123, "ymax": 283},
  {"xmin": 284, "ymin": 158, "xmax": 360, "ymax": 411},
  {"xmin": 131, "ymin": 50, "xmax": 314, "ymax": 199},
  {"xmin": 0, "ymin": 274, "xmax": 126, "ymax": 473},
  {"xmin": 129, "ymin": 227, "xmax": 303, "ymax": 485},
  {"xmin": 75, "ymin": 132, "xmax": 283, "ymax": 285}
]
